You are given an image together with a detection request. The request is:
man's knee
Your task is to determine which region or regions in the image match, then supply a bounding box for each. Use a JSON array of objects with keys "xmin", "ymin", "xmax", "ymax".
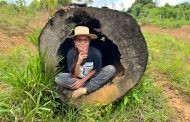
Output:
[
  {"xmin": 104, "ymin": 65, "xmax": 116, "ymax": 74},
  {"xmin": 55, "ymin": 76, "xmax": 62, "ymax": 85},
  {"xmin": 55, "ymin": 73, "xmax": 70, "ymax": 85}
]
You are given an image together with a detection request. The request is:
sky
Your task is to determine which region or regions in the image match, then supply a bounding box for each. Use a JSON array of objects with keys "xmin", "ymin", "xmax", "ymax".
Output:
[{"xmin": 6, "ymin": 0, "xmax": 190, "ymax": 11}]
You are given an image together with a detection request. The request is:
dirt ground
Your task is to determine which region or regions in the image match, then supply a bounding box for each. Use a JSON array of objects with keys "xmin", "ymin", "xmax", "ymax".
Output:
[
  {"xmin": 142, "ymin": 24, "xmax": 190, "ymax": 122},
  {"xmin": 0, "ymin": 29, "xmax": 32, "ymax": 53},
  {"xmin": 141, "ymin": 24, "xmax": 190, "ymax": 44},
  {"xmin": 0, "ymin": 14, "xmax": 47, "ymax": 54},
  {"xmin": 154, "ymin": 75, "xmax": 190, "ymax": 122},
  {"xmin": 0, "ymin": 20, "xmax": 190, "ymax": 121}
]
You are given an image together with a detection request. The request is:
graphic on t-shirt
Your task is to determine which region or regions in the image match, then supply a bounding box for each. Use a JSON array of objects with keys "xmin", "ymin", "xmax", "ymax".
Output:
[{"xmin": 79, "ymin": 62, "xmax": 94, "ymax": 78}]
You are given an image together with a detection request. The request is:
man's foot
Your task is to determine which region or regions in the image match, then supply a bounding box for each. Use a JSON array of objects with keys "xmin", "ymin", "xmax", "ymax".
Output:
[
  {"xmin": 72, "ymin": 87, "xmax": 87, "ymax": 99},
  {"xmin": 63, "ymin": 89, "xmax": 72, "ymax": 97}
]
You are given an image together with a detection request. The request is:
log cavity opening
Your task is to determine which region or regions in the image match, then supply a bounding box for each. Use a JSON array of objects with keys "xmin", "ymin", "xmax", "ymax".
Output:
[
  {"xmin": 57, "ymin": 34, "xmax": 125, "ymax": 76},
  {"xmin": 57, "ymin": 10, "xmax": 125, "ymax": 77}
]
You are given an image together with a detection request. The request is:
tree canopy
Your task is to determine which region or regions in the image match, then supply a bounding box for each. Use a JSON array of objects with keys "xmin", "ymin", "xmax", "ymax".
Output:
[{"xmin": 128, "ymin": 0, "xmax": 190, "ymax": 20}]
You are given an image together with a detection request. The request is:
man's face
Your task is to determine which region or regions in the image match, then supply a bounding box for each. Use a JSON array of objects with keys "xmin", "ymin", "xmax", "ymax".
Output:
[{"xmin": 75, "ymin": 35, "xmax": 90, "ymax": 52}]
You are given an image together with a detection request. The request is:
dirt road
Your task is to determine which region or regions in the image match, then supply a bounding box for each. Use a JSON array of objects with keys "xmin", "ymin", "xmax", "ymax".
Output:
[{"xmin": 142, "ymin": 24, "xmax": 190, "ymax": 44}]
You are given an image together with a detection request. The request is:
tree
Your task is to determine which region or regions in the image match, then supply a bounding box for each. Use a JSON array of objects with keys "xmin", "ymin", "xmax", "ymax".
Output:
[
  {"xmin": 30, "ymin": 0, "xmax": 41, "ymax": 9},
  {"xmin": 16, "ymin": 0, "xmax": 25, "ymax": 6},
  {"xmin": 29, "ymin": 0, "xmax": 94, "ymax": 19},
  {"xmin": 133, "ymin": 3, "xmax": 142, "ymax": 17},
  {"xmin": 127, "ymin": 0, "xmax": 156, "ymax": 17},
  {"xmin": 58, "ymin": 0, "xmax": 72, "ymax": 5},
  {"xmin": 0, "ymin": 0, "xmax": 7, "ymax": 7},
  {"xmin": 41, "ymin": 0, "xmax": 58, "ymax": 10},
  {"xmin": 75, "ymin": 0, "xmax": 93, "ymax": 5}
]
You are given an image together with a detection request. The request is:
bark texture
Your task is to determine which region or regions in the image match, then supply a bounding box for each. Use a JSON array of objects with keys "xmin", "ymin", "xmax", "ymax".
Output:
[{"xmin": 39, "ymin": 5, "xmax": 148, "ymax": 105}]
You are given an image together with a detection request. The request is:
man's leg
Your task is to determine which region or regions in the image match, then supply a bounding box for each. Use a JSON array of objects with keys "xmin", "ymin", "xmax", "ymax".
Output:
[
  {"xmin": 86, "ymin": 65, "xmax": 116, "ymax": 93},
  {"xmin": 72, "ymin": 65, "xmax": 116, "ymax": 98},
  {"xmin": 55, "ymin": 73, "xmax": 76, "ymax": 89}
]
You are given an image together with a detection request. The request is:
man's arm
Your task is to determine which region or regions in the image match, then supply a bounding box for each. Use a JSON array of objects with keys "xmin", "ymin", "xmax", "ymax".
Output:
[
  {"xmin": 67, "ymin": 48, "xmax": 76, "ymax": 74},
  {"xmin": 73, "ymin": 51, "xmax": 88, "ymax": 76},
  {"xmin": 71, "ymin": 69, "xmax": 96, "ymax": 89},
  {"xmin": 73, "ymin": 62, "xmax": 81, "ymax": 77},
  {"xmin": 81, "ymin": 69, "xmax": 96, "ymax": 82}
]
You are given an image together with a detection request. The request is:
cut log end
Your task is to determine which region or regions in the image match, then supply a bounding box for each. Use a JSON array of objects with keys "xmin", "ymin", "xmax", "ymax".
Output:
[{"xmin": 39, "ymin": 6, "xmax": 148, "ymax": 105}]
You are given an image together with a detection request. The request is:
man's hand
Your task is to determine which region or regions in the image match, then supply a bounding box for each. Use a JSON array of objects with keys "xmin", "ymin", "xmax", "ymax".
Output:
[
  {"xmin": 73, "ymin": 50, "xmax": 88, "ymax": 76},
  {"xmin": 71, "ymin": 78, "xmax": 85, "ymax": 90},
  {"xmin": 77, "ymin": 51, "xmax": 88, "ymax": 64}
]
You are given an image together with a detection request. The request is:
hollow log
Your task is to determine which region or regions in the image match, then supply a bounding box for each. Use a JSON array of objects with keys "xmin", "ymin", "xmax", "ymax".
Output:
[{"xmin": 39, "ymin": 5, "xmax": 148, "ymax": 105}]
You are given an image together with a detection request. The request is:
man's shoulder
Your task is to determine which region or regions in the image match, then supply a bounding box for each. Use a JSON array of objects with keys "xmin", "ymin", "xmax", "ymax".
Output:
[
  {"xmin": 67, "ymin": 47, "xmax": 75, "ymax": 56},
  {"xmin": 90, "ymin": 46, "xmax": 101, "ymax": 57}
]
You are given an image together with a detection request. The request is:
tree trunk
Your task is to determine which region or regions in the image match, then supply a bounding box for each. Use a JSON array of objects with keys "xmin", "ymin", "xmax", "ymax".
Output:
[{"xmin": 39, "ymin": 5, "xmax": 148, "ymax": 105}]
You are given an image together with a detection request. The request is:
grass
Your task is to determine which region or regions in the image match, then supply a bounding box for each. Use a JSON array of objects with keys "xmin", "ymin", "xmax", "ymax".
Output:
[
  {"xmin": 1, "ymin": 4, "xmax": 189, "ymax": 121},
  {"xmin": 109, "ymin": 75, "xmax": 172, "ymax": 122},
  {"xmin": 0, "ymin": 3, "xmax": 45, "ymax": 37},
  {"xmin": 139, "ymin": 18, "xmax": 190, "ymax": 28},
  {"xmin": 0, "ymin": 48, "xmax": 172, "ymax": 121},
  {"xmin": 131, "ymin": 5, "xmax": 190, "ymax": 29},
  {"xmin": 0, "ymin": 47, "xmax": 59, "ymax": 121},
  {"xmin": 145, "ymin": 32, "xmax": 190, "ymax": 97},
  {"xmin": 0, "ymin": 31, "xmax": 175, "ymax": 121},
  {"xmin": 0, "ymin": 5, "xmax": 29, "ymax": 29}
]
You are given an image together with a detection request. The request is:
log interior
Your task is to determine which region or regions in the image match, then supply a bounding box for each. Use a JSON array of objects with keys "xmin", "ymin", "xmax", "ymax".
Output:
[
  {"xmin": 57, "ymin": 10, "xmax": 125, "ymax": 78},
  {"xmin": 57, "ymin": 33, "xmax": 125, "ymax": 77}
]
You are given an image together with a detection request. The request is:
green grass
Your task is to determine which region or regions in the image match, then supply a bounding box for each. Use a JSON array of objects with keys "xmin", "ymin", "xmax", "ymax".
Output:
[
  {"xmin": 1, "ymin": 26, "xmax": 189, "ymax": 122},
  {"xmin": 109, "ymin": 75, "xmax": 172, "ymax": 122},
  {"xmin": 139, "ymin": 18, "xmax": 190, "ymax": 28},
  {"xmin": 153, "ymin": 19, "xmax": 190, "ymax": 28},
  {"xmin": 0, "ymin": 47, "xmax": 59, "ymax": 121},
  {"xmin": 129, "ymin": 3, "xmax": 190, "ymax": 28},
  {"xmin": 0, "ymin": 5, "xmax": 28, "ymax": 28},
  {"xmin": 0, "ymin": 32, "xmax": 174, "ymax": 121},
  {"xmin": 0, "ymin": 3, "xmax": 45, "ymax": 36},
  {"xmin": 0, "ymin": 48, "xmax": 172, "ymax": 121},
  {"xmin": 145, "ymin": 32, "xmax": 190, "ymax": 97},
  {"xmin": 3, "ymin": 2, "xmax": 190, "ymax": 121}
]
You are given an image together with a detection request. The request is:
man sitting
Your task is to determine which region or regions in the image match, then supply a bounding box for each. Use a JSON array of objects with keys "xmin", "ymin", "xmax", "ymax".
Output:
[{"xmin": 55, "ymin": 26, "xmax": 116, "ymax": 99}]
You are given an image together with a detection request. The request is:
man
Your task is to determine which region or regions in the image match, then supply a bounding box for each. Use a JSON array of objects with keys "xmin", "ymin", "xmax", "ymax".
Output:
[{"xmin": 55, "ymin": 26, "xmax": 116, "ymax": 99}]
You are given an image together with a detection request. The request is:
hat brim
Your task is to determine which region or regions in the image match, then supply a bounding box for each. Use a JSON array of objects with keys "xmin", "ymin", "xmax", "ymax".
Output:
[{"xmin": 68, "ymin": 34, "xmax": 98, "ymax": 40}]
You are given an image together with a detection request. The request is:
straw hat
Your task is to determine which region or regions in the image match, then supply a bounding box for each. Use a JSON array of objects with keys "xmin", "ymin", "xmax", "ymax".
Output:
[{"xmin": 69, "ymin": 26, "xmax": 97, "ymax": 39}]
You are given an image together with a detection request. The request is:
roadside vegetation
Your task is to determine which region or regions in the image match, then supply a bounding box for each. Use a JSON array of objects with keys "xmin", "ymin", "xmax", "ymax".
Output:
[
  {"xmin": 0, "ymin": 0, "xmax": 190, "ymax": 121},
  {"xmin": 0, "ymin": 43, "xmax": 173, "ymax": 121},
  {"xmin": 145, "ymin": 32, "xmax": 190, "ymax": 97},
  {"xmin": 128, "ymin": 0, "xmax": 190, "ymax": 28},
  {"xmin": 2, "ymin": 25, "xmax": 187, "ymax": 122}
]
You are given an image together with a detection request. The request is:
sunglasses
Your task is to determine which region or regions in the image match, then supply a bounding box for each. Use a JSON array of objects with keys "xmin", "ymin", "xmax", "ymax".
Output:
[{"xmin": 75, "ymin": 38, "xmax": 90, "ymax": 43}]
